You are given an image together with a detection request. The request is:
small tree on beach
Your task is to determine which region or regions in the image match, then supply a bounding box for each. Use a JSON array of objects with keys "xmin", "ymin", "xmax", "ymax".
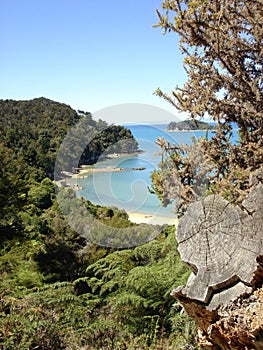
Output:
[{"xmin": 152, "ymin": 0, "xmax": 263, "ymax": 212}]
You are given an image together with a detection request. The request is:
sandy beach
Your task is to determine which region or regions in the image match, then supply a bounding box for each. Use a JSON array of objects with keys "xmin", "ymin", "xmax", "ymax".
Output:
[
  {"xmin": 72, "ymin": 164, "xmax": 147, "ymax": 178},
  {"xmin": 72, "ymin": 166, "xmax": 125, "ymax": 177},
  {"xmin": 128, "ymin": 212, "xmax": 178, "ymax": 226},
  {"xmin": 66, "ymin": 164, "xmax": 179, "ymax": 227},
  {"xmin": 72, "ymin": 152, "xmax": 144, "ymax": 177}
]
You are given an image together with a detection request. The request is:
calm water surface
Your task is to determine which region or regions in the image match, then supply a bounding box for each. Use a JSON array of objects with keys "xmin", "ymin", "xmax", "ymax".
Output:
[{"xmin": 75, "ymin": 124, "xmax": 238, "ymax": 218}]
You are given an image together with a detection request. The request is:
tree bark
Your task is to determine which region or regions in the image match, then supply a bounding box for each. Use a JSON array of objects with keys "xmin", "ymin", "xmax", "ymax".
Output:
[{"xmin": 172, "ymin": 169, "xmax": 263, "ymax": 349}]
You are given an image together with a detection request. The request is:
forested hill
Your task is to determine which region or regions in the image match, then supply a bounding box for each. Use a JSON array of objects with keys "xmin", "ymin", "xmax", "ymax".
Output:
[
  {"xmin": 167, "ymin": 119, "xmax": 215, "ymax": 131},
  {"xmin": 0, "ymin": 97, "xmax": 138, "ymax": 178},
  {"xmin": 0, "ymin": 98, "xmax": 195, "ymax": 349}
]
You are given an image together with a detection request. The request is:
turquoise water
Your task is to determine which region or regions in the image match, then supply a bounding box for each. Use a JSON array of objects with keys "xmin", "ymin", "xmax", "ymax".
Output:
[{"xmin": 75, "ymin": 124, "xmax": 238, "ymax": 217}]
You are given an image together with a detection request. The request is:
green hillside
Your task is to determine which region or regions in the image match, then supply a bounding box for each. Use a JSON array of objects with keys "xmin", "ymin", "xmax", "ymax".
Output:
[
  {"xmin": 167, "ymin": 119, "xmax": 215, "ymax": 131},
  {"xmin": 0, "ymin": 97, "xmax": 196, "ymax": 349},
  {"xmin": 0, "ymin": 97, "xmax": 138, "ymax": 179}
]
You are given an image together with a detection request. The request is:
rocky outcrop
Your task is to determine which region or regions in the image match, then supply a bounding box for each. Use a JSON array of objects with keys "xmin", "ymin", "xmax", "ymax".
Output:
[{"xmin": 172, "ymin": 168, "xmax": 263, "ymax": 349}]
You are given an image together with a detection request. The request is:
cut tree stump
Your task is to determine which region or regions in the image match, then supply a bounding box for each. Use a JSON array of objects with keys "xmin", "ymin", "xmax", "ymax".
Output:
[
  {"xmin": 172, "ymin": 179, "xmax": 263, "ymax": 308},
  {"xmin": 171, "ymin": 169, "xmax": 263, "ymax": 349}
]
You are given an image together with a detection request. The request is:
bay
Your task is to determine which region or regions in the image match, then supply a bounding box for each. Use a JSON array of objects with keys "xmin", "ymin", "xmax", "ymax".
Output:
[{"xmin": 75, "ymin": 124, "xmax": 239, "ymax": 219}]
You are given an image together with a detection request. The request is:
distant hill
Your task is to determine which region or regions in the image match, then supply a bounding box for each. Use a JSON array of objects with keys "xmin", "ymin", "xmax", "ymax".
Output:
[
  {"xmin": 167, "ymin": 119, "xmax": 216, "ymax": 131},
  {"xmin": 0, "ymin": 97, "xmax": 138, "ymax": 178}
]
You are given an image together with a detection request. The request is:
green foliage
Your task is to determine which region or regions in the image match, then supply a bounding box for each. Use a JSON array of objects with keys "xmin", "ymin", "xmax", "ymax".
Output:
[
  {"xmin": 0, "ymin": 97, "xmax": 81, "ymax": 178},
  {"xmin": 83, "ymin": 200, "xmax": 130, "ymax": 228},
  {"xmin": 0, "ymin": 239, "xmax": 44, "ymax": 290},
  {"xmin": 0, "ymin": 282, "xmax": 101, "ymax": 350},
  {"xmin": 0, "ymin": 97, "xmax": 138, "ymax": 179},
  {"xmin": 0, "ymin": 143, "xmax": 28, "ymax": 242},
  {"xmin": 0, "ymin": 226, "xmax": 198, "ymax": 349},
  {"xmin": 0, "ymin": 97, "xmax": 198, "ymax": 349},
  {"xmin": 27, "ymin": 178, "xmax": 55, "ymax": 209},
  {"xmin": 79, "ymin": 124, "xmax": 139, "ymax": 166},
  {"xmin": 80, "ymin": 228, "xmax": 195, "ymax": 348},
  {"xmin": 31, "ymin": 204, "xmax": 89, "ymax": 283}
]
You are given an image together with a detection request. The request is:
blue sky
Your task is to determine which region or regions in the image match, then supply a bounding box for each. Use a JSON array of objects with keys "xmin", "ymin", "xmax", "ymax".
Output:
[{"xmin": 1, "ymin": 0, "xmax": 187, "ymax": 123}]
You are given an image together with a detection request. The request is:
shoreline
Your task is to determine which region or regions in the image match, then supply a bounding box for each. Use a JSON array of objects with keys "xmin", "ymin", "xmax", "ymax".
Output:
[
  {"xmin": 64, "ymin": 150, "xmax": 145, "ymax": 178},
  {"xmin": 166, "ymin": 129, "xmax": 215, "ymax": 132},
  {"xmin": 58, "ymin": 150, "xmax": 178, "ymax": 227},
  {"xmin": 128, "ymin": 212, "xmax": 178, "ymax": 226},
  {"xmin": 73, "ymin": 166, "xmax": 126, "ymax": 177},
  {"xmin": 73, "ymin": 165, "xmax": 146, "ymax": 178}
]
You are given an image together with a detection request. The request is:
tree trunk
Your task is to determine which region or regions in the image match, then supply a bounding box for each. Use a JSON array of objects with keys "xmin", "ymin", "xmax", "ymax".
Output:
[{"xmin": 172, "ymin": 168, "xmax": 263, "ymax": 349}]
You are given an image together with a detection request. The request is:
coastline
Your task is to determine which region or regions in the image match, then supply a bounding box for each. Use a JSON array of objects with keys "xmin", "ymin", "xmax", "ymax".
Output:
[
  {"xmin": 166, "ymin": 129, "xmax": 214, "ymax": 132},
  {"xmin": 69, "ymin": 150, "xmax": 144, "ymax": 178},
  {"xmin": 57, "ymin": 149, "xmax": 178, "ymax": 226},
  {"xmin": 128, "ymin": 212, "xmax": 178, "ymax": 226},
  {"xmin": 73, "ymin": 166, "xmax": 125, "ymax": 177},
  {"xmin": 72, "ymin": 165, "xmax": 146, "ymax": 178}
]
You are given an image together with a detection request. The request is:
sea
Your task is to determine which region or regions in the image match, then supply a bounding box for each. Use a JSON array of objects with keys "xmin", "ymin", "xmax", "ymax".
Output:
[{"xmin": 74, "ymin": 124, "xmax": 239, "ymax": 219}]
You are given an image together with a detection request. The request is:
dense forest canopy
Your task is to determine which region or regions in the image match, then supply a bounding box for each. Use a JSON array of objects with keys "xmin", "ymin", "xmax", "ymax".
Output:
[
  {"xmin": 0, "ymin": 97, "xmax": 138, "ymax": 179},
  {"xmin": 153, "ymin": 0, "xmax": 263, "ymax": 213},
  {"xmin": 0, "ymin": 97, "xmax": 196, "ymax": 348},
  {"xmin": 0, "ymin": 98, "xmax": 81, "ymax": 179}
]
